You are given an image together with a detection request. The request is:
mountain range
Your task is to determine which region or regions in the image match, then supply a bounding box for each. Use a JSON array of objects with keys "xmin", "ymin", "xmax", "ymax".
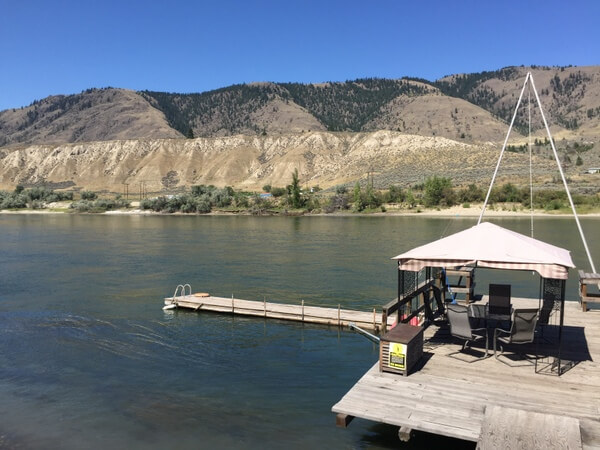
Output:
[
  {"xmin": 0, "ymin": 66, "xmax": 598, "ymax": 193},
  {"xmin": 2, "ymin": 65, "xmax": 599, "ymax": 148}
]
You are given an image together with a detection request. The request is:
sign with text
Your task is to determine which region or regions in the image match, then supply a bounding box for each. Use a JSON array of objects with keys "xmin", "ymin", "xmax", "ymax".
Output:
[{"xmin": 388, "ymin": 342, "xmax": 407, "ymax": 370}]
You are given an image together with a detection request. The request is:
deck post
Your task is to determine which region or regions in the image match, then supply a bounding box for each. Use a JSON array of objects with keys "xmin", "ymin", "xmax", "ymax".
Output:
[
  {"xmin": 335, "ymin": 413, "xmax": 354, "ymax": 428},
  {"xmin": 581, "ymin": 279, "xmax": 587, "ymax": 312},
  {"xmin": 264, "ymin": 296, "xmax": 267, "ymax": 317},
  {"xmin": 338, "ymin": 304, "xmax": 341, "ymax": 327},
  {"xmin": 382, "ymin": 310, "xmax": 388, "ymax": 333},
  {"xmin": 373, "ymin": 308, "xmax": 376, "ymax": 330},
  {"xmin": 302, "ymin": 300, "xmax": 305, "ymax": 322},
  {"xmin": 231, "ymin": 294, "xmax": 234, "ymax": 314},
  {"xmin": 558, "ymin": 279, "xmax": 566, "ymax": 375},
  {"xmin": 398, "ymin": 426, "xmax": 412, "ymax": 442}
]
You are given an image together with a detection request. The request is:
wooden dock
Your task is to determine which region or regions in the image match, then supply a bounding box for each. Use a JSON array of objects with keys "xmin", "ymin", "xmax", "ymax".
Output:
[
  {"xmin": 332, "ymin": 298, "xmax": 600, "ymax": 448},
  {"xmin": 164, "ymin": 294, "xmax": 394, "ymax": 331}
]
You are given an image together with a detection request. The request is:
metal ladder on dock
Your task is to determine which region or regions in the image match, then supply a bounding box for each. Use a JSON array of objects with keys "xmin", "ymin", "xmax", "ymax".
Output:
[{"xmin": 165, "ymin": 283, "xmax": 192, "ymax": 309}]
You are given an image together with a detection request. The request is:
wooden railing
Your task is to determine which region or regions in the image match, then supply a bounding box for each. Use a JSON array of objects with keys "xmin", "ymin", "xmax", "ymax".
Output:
[{"xmin": 381, "ymin": 278, "xmax": 445, "ymax": 333}]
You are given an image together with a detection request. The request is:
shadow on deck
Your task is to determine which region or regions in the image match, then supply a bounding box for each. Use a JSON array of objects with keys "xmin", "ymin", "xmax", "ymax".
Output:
[
  {"xmin": 425, "ymin": 321, "xmax": 592, "ymax": 375},
  {"xmin": 332, "ymin": 301, "xmax": 600, "ymax": 447}
]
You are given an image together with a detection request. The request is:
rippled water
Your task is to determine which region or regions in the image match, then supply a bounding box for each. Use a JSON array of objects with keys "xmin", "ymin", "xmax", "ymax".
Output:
[{"xmin": 0, "ymin": 214, "xmax": 597, "ymax": 449}]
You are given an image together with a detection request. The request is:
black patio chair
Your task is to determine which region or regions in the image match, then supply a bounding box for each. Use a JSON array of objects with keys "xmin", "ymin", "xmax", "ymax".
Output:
[
  {"xmin": 488, "ymin": 284, "xmax": 512, "ymax": 316},
  {"xmin": 488, "ymin": 283, "xmax": 512, "ymax": 329},
  {"xmin": 494, "ymin": 308, "xmax": 540, "ymax": 365},
  {"xmin": 468, "ymin": 303, "xmax": 487, "ymax": 329},
  {"xmin": 447, "ymin": 304, "xmax": 489, "ymax": 361}
]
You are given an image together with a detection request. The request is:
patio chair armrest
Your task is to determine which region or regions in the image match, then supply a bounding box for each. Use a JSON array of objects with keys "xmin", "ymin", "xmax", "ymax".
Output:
[
  {"xmin": 471, "ymin": 327, "xmax": 488, "ymax": 338},
  {"xmin": 494, "ymin": 327, "xmax": 510, "ymax": 339}
]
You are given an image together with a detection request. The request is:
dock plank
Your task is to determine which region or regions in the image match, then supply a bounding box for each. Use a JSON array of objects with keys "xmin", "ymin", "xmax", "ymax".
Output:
[
  {"xmin": 332, "ymin": 299, "xmax": 600, "ymax": 447},
  {"xmin": 477, "ymin": 405, "xmax": 582, "ymax": 450}
]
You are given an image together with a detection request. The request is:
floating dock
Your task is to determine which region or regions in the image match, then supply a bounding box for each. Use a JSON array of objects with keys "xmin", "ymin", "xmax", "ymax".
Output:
[
  {"xmin": 164, "ymin": 294, "xmax": 394, "ymax": 331},
  {"xmin": 332, "ymin": 298, "xmax": 600, "ymax": 448}
]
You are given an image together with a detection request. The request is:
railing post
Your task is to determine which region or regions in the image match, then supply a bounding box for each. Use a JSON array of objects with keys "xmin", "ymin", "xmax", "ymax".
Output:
[{"xmin": 382, "ymin": 309, "xmax": 388, "ymax": 333}]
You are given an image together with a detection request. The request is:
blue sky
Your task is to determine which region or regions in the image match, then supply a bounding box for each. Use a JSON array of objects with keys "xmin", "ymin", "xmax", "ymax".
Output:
[{"xmin": 1, "ymin": 0, "xmax": 598, "ymax": 110}]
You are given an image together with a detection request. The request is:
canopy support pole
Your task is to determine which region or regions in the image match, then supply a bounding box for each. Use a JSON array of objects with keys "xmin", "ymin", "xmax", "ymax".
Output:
[
  {"xmin": 478, "ymin": 71, "xmax": 596, "ymax": 274},
  {"xmin": 478, "ymin": 73, "xmax": 531, "ymax": 225},
  {"xmin": 528, "ymin": 86, "xmax": 534, "ymax": 238},
  {"xmin": 529, "ymin": 76, "xmax": 597, "ymax": 274}
]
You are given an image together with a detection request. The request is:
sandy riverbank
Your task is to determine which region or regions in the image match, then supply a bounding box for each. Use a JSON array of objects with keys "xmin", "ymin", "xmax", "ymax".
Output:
[
  {"xmin": 2, "ymin": 204, "xmax": 599, "ymax": 217},
  {"xmin": 375, "ymin": 204, "xmax": 600, "ymax": 218}
]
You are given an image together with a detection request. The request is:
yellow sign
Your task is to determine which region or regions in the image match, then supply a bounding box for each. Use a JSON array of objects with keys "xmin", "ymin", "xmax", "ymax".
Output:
[{"xmin": 389, "ymin": 342, "xmax": 407, "ymax": 370}]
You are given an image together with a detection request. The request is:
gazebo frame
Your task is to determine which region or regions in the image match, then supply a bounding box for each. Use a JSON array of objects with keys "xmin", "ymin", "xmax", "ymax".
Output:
[{"xmin": 384, "ymin": 264, "xmax": 568, "ymax": 375}]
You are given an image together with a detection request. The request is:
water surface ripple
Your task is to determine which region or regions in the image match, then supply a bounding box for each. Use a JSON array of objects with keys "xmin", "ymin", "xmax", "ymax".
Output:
[{"xmin": 0, "ymin": 215, "xmax": 597, "ymax": 449}]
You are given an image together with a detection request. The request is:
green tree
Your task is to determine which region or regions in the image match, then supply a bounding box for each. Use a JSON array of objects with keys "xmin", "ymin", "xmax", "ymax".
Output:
[
  {"xmin": 576, "ymin": 155, "xmax": 583, "ymax": 166},
  {"xmin": 405, "ymin": 189, "xmax": 416, "ymax": 208},
  {"xmin": 424, "ymin": 176, "xmax": 453, "ymax": 207},
  {"xmin": 365, "ymin": 184, "xmax": 381, "ymax": 208},
  {"xmin": 186, "ymin": 127, "xmax": 195, "ymax": 139},
  {"xmin": 290, "ymin": 169, "xmax": 302, "ymax": 208},
  {"xmin": 353, "ymin": 182, "xmax": 365, "ymax": 211},
  {"xmin": 386, "ymin": 185, "xmax": 404, "ymax": 203},
  {"xmin": 458, "ymin": 184, "xmax": 484, "ymax": 203}
]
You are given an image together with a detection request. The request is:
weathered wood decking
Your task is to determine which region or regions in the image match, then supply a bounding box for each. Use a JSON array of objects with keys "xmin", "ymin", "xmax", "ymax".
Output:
[
  {"xmin": 332, "ymin": 298, "xmax": 600, "ymax": 448},
  {"xmin": 164, "ymin": 294, "xmax": 394, "ymax": 331}
]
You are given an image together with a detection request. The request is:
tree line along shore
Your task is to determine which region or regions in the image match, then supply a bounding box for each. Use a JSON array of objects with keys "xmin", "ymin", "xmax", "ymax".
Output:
[{"xmin": 1, "ymin": 172, "xmax": 599, "ymax": 216}]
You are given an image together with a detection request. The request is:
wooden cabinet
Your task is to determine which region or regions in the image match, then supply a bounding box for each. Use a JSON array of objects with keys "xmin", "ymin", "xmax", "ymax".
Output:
[{"xmin": 379, "ymin": 324, "xmax": 423, "ymax": 376}]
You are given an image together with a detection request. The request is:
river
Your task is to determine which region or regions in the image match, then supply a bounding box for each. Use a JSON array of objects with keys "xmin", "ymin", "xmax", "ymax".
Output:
[{"xmin": 0, "ymin": 214, "xmax": 597, "ymax": 449}]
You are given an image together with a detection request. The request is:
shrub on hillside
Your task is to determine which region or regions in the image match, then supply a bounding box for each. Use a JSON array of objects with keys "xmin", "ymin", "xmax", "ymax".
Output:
[
  {"xmin": 81, "ymin": 191, "xmax": 98, "ymax": 200},
  {"xmin": 270, "ymin": 187, "xmax": 287, "ymax": 197},
  {"xmin": 0, "ymin": 187, "xmax": 73, "ymax": 209},
  {"xmin": 0, "ymin": 193, "xmax": 27, "ymax": 209},
  {"xmin": 70, "ymin": 198, "xmax": 130, "ymax": 212}
]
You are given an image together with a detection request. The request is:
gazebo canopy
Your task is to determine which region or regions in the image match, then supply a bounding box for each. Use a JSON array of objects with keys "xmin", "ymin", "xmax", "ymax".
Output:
[{"xmin": 392, "ymin": 222, "xmax": 575, "ymax": 280}]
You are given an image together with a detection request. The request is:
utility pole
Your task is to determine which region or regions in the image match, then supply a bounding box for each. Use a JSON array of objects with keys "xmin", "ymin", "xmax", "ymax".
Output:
[{"xmin": 123, "ymin": 183, "xmax": 129, "ymax": 200}]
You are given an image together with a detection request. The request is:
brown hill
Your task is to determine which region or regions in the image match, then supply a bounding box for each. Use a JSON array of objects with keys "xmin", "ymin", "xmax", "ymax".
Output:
[
  {"xmin": 0, "ymin": 88, "xmax": 181, "ymax": 147},
  {"xmin": 363, "ymin": 89, "xmax": 517, "ymax": 142},
  {"xmin": 0, "ymin": 131, "xmax": 561, "ymax": 193},
  {"xmin": 438, "ymin": 66, "xmax": 600, "ymax": 140}
]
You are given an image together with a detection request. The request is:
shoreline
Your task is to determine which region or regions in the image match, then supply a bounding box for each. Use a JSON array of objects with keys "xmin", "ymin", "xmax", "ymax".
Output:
[{"xmin": 2, "ymin": 205, "xmax": 599, "ymax": 218}]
